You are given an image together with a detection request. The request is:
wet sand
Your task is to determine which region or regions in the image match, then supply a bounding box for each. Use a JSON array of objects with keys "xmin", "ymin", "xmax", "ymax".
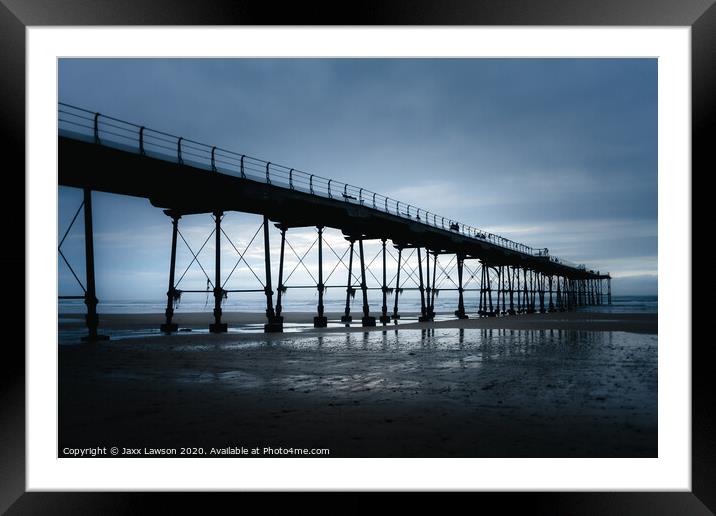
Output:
[
  {"xmin": 60, "ymin": 310, "xmax": 658, "ymax": 334},
  {"xmin": 59, "ymin": 312, "xmax": 657, "ymax": 458}
]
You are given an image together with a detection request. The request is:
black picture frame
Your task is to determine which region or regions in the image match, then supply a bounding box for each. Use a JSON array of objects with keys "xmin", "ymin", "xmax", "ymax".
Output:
[{"xmin": 1, "ymin": 1, "xmax": 705, "ymax": 512}]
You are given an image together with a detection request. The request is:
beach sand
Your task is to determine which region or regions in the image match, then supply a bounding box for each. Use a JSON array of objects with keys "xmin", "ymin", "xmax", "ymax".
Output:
[
  {"xmin": 59, "ymin": 311, "xmax": 657, "ymax": 458},
  {"xmin": 59, "ymin": 310, "xmax": 658, "ymax": 334}
]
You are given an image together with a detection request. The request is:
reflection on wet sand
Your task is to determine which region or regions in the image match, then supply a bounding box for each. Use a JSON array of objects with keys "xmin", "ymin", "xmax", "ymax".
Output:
[{"xmin": 59, "ymin": 327, "xmax": 656, "ymax": 458}]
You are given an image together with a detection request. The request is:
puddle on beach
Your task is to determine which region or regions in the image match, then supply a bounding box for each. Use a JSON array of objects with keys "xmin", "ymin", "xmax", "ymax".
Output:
[
  {"xmin": 57, "ymin": 313, "xmax": 461, "ymax": 345},
  {"xmin": 198, "ymin": 327, "xmax": 655, "ymax": 353},
  {"xmin": 60, "ymin": 325, "xmax": 657, "ymax": 354},
  {"xmin": 58, "ymin": 322, "xmax": 319, "ymax": 345}
]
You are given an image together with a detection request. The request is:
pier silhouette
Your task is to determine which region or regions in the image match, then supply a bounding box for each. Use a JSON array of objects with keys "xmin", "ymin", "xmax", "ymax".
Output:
[{"xmin": 58, "ymin": 103, "xmax": 611, "ymax": 341}]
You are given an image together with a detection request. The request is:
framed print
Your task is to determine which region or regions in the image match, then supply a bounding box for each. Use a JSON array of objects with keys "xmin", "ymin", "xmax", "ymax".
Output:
[{"xmin": 2, "ymin": 0, "xmax": 707, "ymax": 512}]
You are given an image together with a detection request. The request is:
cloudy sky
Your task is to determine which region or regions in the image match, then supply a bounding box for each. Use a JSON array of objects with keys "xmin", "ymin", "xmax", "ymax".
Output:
[{"xmin": 58, "ymin": 58, "xmax": 657, "ymax": 300}]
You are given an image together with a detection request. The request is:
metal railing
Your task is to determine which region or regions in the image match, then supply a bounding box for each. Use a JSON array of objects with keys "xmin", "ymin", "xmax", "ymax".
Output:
[
  {"xmin": 58, "ymin": 103, "xmax": 591, "ymax": 271},
  {"xmin": 548, "ymin": 256, "xmax": 586, "ymax": 270}
]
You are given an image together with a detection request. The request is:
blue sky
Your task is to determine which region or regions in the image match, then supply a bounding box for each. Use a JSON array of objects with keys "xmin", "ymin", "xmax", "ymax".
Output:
[{"xmin": 58, "ymin": 58, "xmax": 657, "ymax": 300}]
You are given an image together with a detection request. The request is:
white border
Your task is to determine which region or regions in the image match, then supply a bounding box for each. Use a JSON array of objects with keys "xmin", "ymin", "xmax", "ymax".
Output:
[{"xmin": 27, "ymin": 27, "xmax": 690, "ymax": 491}]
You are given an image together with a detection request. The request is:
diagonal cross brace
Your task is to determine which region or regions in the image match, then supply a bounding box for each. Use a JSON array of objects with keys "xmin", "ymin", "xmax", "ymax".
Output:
[
  {"xmin": 434, "ymin": 255, "xmax": 459, "ymax": 290},
  {"xmin": 463, "ymin": 261, "xmax": 482, "ymax": 289},
  {"xmin": 399, "ymin": 257, "xmax": 424, "ymax": 289},
  {"xmin": 175, "ymin": 227, "xmax": 215, "ymax": 289},
  {"xmin": 387, "ymin": 248, "xmax": 421, "ymax": 288},
  {"xmin": 58, "ymin": 248, "xmax": 86, "ymax": 293},
  {"xmin": 221, "ymin": 223, "xmax": 265, "ymax": 289},
  {"xmin": 284, "ymin": 236, "xmax": 318, "ymax": 285},
  {"xmin": 323, "ymin": 237, "xmax": 361, "ymax": 285},
  {"xmin": 58, "ymin": 199, "xmax": 87, "ymax": 293},
  {"xmin": 363, "ymin": 246, "xmax": 384, "ymax": 287}
]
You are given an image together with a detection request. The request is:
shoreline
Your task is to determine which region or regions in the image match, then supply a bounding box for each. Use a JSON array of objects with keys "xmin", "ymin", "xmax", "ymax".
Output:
[{"xmin": 59, "ymin": 310, "xmax": 658, "ymax": 336}]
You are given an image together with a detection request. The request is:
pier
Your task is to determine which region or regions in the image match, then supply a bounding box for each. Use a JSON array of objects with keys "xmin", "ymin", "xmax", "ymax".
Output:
[{"xmin": 58, "ymin": 103, "xmax": 611, "ymax": 341}]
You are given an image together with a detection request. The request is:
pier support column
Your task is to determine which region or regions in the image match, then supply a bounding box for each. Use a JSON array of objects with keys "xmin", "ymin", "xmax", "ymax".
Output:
[
  {"xmin": 429, "ymin": 251, "xmax": 437, "ymax": 318},
  {"xmin": 505, "ymin": 267, "xmax": 510, "ymax": 314},
  {"xmin": 341, "ymin": 239, "xmax": 355, "ymax": 323},
  {"xmin": 525, "ymin": 270, "xmax": 531, "ymax": 313},
  {"xmin": 583, "ymin": 279, "xmax": 587, "ymax": 306},
  {"xmin": 498, "ymin": 266, "xmax": 506, "ymax": 315},
  {"xmin": 263, "ymin": 216, "xmax": 282, "ymax": 333},
  {"xmin": 487, "ymin": 266, "xmax": 495, "ymax": 317},
  {"xmin": 565, "ymin": 278, "xmax": 571, "ymax": 310},
  {"xmin": 507, "ymin": 266, "xmax": 516, "ymax": 315},
  {"xmin": 392, "ymin": 247, "xmax": 403, "ymax": 321},
  {"xmin": 525, "ymin": 269, "xmax": 534, "ymax": 314},
  {"xmin": 556, "ymin": 276, "xmax": 563, "ymax": 311},
  {"xmin": 496, "ymin": 266, "xmax": 502, "ymax": 315},
  {"xmin": 499, "ymin": 266, "xmax": 504, "ymax": 314},
  {"xmin": 314, "ymin": 226, "xmax": 328, "ymax": 328},
  {"xmin": 161, "ymin": 212, "xmax": 181, "ymax": 333},
  {"xmin": 425, "ymin": 248, "xmax": 431, "ymax": 318},
  {"xmin": 530, "ymin": 271, "xmax": 535, "ymax": 312},
  {"xmin": 274, "ymin": 226, "xmax": 287, "ymax": 320},
  {"xmin": 572, "ymin": 278, "xmax": 577, "ymax": 310},
  {"xmin": 379, "ymin": 239, "xmax": 391, "ymax": 324},
  {"xmin": 478, "ymin": 262, "xmax": 484, "ymax": 315},
  {"xmin": 417, "ymin": 247, "xmax": 430, "ymax": 322},
  {"xmin": 359, "ymin": 238, "xmax": 375, "ymax": 326},
  {"xmin": 572, "ymin": 279, "xmax": 578, "ymax": 308},
  {"xmin": 608, "ymin": 277, "xmax": 612, "ymax": 305},
  {"xmin": 454, "ymin": 254, "xmax": 468, "ymax": 319},
  {"xmin": 522, "ymin": 268, "xmax": 529, "ymax": 314},
  {"xmin": 209, "ymin": 210, "xmax": 227, "ymax": 333},
  {"xmin": 539, "ymin": 273, "xmax": 546, "ymax": 313},
  {"xmin": 481, "ymin": 266, "xmax": 487, "ymax": 316},
  {"xmin": 595, "ymin": 279, "xmax": 599, "ymax": 305},
  {"xmin": 587, "ymin": 279, "xmax": 592, "ymax": 305},
  {"xmin": 584, "ymin": 279, "xmax": 588, "ymax": 306},
  {"xmin": 81, "ymin": 188, "xmax": 108, "ymax": 342},
  {"xmin": 593, "ymin": 279, "xmax": 598, "ymax": 305}
]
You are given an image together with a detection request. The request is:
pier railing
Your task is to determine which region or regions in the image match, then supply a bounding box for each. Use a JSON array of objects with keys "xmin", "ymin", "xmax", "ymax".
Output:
[{"xmin": 59, "ymin": 103, "xmax": 589, "ymax": 269}]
